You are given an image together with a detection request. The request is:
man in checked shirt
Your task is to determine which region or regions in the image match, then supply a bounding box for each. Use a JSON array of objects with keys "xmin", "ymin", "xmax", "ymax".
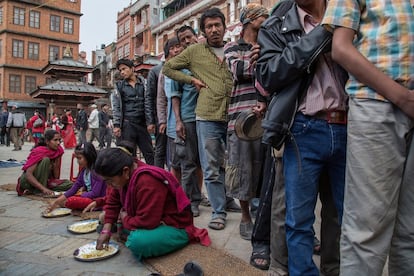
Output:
[{"xmin": 323, "ymin": 1, "xmax": 414, "ymax": 275}]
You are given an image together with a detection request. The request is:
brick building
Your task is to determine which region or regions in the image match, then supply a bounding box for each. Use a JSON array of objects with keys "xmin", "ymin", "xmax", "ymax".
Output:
[
  {"xmin": 0, "ymin": 0, "xmax": 81, "ymax": 116},
  {"xmin": 110, "ymin": 0, "xmax": 279, "ymax": 71}
]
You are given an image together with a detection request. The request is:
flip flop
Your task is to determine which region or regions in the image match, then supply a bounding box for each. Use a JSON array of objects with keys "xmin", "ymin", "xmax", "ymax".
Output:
[
  {"xmin": 208, "ymin": 217, "xmax": 226, "ymax": 230},
  {"xmin": 250, "ymin": 244, "xmax": 270, "ymax": 270},
  {"xmin": 239, "ymin": 221, "xmax": 253, "ymax": 240}
]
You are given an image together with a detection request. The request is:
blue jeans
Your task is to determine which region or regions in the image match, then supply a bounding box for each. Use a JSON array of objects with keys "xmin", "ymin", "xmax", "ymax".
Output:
[
  {"xmin": 196, "ymin": 120, "xmax": 227, "ymax": 220},
  {"xmin": 283, "ymin": 113, "xmax": 346, "ymax": 276}
]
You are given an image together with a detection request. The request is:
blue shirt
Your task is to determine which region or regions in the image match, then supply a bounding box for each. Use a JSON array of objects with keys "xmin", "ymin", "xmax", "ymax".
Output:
[
  {"xmin": 169, "ymin": 69, "xmax": 198, "ymax": 123},
  {"xmin": 164, "ymin": 76, "xmax": 177, "ymax": 139}
]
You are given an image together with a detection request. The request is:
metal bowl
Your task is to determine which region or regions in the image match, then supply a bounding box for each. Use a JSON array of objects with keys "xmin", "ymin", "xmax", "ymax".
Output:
[{"xmin": 234, "ymin": 111, "xmax": 264, "ymax": 141}]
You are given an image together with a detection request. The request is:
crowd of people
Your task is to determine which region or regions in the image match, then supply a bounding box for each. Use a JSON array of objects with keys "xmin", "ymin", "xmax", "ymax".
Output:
[
  {"xmin": 0, "ymin": 102, "xmax": 114, "ymax": 151},
  {"xmin": 8, "ymin": 0, "xmax": 413, "ymax": 275}
]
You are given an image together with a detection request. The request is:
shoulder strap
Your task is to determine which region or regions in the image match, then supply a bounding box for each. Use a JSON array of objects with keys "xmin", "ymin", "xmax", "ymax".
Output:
[{"xmin": 271, "ymin": 0, "xmax": 295, "ymax": 17}]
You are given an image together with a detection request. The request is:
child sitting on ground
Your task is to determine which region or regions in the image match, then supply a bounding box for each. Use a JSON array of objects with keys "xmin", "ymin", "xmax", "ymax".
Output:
[{"xmin": 47, "ymin": 142, "xmax": 106, "ymax": 211}]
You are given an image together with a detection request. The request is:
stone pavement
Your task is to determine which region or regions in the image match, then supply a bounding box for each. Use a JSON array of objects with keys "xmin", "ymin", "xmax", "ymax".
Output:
[{"xmin": 0, "ymin": 142, "xmax": 258, "ymax": 276}]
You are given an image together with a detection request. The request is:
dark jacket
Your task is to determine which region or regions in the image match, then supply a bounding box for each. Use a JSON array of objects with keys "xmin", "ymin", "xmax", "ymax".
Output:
[
  {"xmin": 76, "ymin": 109, "xmax": 88, "ymax": 130},
  {"xmin": 255, "ymin": 2, "xmax": 334, "ymax": 148},
  {"xmin": 145, "ymin": 63, "xmax": 163, "ymax": 126},
  {"xmin": 111, "ymin": 76, "xmax": 146, "ymax": 129},
  {"xmin": 98, "ymin": 110, "xmax": 109, "ymax": 128},
  {"xmin": 256, "ymin": 3, "xmax": 332, "ymax": 95}
]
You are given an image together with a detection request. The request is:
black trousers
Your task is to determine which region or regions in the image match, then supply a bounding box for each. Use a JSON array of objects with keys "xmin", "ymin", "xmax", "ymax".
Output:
[{"xmin": 121, "ymin": 119, "xmax": 154, "ymax": 165}]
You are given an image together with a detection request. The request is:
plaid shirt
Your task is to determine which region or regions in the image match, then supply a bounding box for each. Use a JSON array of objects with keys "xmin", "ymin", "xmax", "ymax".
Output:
[
  {"xmin": 163, "ymin": 43, "xmax": 233, "ymax": 122},
  {"xmin": 323, "ymin": 0, "xmax": 414, "ymax": 101}
]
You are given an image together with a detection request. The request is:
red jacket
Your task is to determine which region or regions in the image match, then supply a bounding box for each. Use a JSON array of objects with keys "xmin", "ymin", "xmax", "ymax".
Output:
[
  {"xmin": 28, "ymin": 115, "xmax": 45, "ymax": 134},
  {"xmin": 104, "ymin": 172, "xmax": 192, "ymax": 230}
]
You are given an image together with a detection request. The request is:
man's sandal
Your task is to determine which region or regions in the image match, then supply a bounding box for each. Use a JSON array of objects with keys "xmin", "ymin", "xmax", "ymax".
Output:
[
  {"xmin": 250, "ymin": 244, "xmax": 270, "ymax": 270},
  {"xmin": 208, "ymin": 217, "xmax": 226, "ymax": 230}
]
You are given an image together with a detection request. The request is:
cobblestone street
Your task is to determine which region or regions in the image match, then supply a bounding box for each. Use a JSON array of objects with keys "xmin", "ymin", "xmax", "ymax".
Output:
[{"xmin": 0, "ymin": 142, "xmax": 256, "ymax": 275}]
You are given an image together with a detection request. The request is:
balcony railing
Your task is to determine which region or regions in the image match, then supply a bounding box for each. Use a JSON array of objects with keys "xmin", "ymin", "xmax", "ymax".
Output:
[
  {"xmin": 135, "ymin": 45, "xmax": 145, "ymax": 56},
  {"xmin": 135, "ymin": 22, "xmax": 145, "ymax": 36}
]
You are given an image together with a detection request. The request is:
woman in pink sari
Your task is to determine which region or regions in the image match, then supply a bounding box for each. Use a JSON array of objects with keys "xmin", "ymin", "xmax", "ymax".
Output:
[
  {"xmin": 62, "ymin": 110, "xmax": 77, "ymax": 149},
  {"xmin": 17, "ymin": 129, "xmax": 72, "ymax": 196}
]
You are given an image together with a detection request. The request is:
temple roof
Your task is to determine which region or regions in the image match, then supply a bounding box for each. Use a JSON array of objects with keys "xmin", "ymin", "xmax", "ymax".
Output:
[
  {"xmin": 42, "ymin": 57, "xmax": 94, "ymax": 75},
  {"xmin": 30, "ymin": 80, "xmax": 108, "ymax": 99}
]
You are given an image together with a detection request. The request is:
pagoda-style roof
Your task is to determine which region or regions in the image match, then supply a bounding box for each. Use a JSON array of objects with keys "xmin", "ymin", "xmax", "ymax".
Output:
[
  {"xmin": 42, "ymin": 57, "xmax": 94, "ymax": 75},
  {"xmin": 30, "ymin": 80, "xmax": 108, "ymax": 100}
]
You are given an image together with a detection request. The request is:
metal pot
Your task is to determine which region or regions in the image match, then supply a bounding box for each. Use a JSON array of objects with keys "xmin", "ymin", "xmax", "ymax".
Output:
[{"xmin": 234, "ymin": 111, "xmax": 264, "ymax": 141}]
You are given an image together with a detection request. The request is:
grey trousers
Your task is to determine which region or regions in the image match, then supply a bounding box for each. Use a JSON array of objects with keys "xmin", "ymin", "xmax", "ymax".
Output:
[{"xmin": 341, "ymin": 98, "xmax": 414, "ymax": 276}]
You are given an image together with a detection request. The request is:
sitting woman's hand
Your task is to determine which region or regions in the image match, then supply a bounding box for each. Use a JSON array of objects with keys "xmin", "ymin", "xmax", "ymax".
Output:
[
  {"xmin": 96, "ymin": 229, "xmax": 111, "ymax": 250},
  {"xmin": 42, "ymin": 188, "xmax": 54, "ymax": 196},
  {"xmin": 82, "ymin": 201, "xmax": 97, "ymax": 213},
  {"xmin": 120, "ymin": 210, "xmax": 127, "ymax": 221},
  {"xmin": 45, "ymin": 202, "xmax": 57, "ymax": 213},
  {"xmin": 46, "ymin": 194, "xmax": 66, "ymax": 213}
]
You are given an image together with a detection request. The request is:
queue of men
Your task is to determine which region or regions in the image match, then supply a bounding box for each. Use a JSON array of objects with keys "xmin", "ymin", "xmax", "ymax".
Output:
[{"xmin": 139, "ymin": 1, "xmax": 412, "ymax": 276}]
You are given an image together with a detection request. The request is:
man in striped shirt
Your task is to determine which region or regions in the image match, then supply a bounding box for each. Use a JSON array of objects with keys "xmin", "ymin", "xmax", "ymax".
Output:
[
  {"xmin": 223, "ymin": 3, "xmax": 268, "ymax": 241},
  {"xmin": 323, "ymin": 1, "xmax": 414, "ymax": 275}
]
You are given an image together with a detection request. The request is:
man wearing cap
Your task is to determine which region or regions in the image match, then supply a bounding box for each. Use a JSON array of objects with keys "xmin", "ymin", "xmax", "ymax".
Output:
[
  {"xmin": 224, "ymin": 3, "xmax": 268, "ymax": 241},
  {"xmin": 112, "ymin": 58, "xmax": 154, "ymax": 165},
  {"xmin": 6, "ymin": 105, "xmax": 26, "ymax": 151}
]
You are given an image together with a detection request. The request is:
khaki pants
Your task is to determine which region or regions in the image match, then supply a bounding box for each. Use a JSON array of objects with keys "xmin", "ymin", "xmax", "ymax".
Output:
[
  {"xmin": 10, "ymin": 127, "xmax": 24, "ymax": 150},
  {"xmin": 341, "ymin": 98, "xmax": 414, "ymax": 276}
]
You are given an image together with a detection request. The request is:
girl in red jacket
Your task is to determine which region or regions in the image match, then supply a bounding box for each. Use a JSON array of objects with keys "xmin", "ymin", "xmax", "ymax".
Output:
[{"xmin": 94, "ymin": 141, "xmax": 210, "ymax": 260}]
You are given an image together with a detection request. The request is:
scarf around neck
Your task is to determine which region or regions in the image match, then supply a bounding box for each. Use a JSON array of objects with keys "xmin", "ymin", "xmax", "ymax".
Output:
[
  {"xmin": 124, "ymin": 161, "xmax": 190, "ymax": 216},
  {"xmin": 22, "ymin": 145, "xmax": 64, "ymax": 171}
]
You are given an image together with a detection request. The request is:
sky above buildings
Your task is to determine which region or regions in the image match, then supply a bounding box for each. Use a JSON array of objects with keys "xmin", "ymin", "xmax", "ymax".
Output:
[{"xmin": 80, "ymin": 0, "xmax": 132, "ymax": 62}]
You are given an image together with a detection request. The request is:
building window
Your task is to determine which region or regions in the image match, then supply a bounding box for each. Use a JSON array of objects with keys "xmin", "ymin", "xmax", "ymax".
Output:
[
  {"xmin": 28, "ymin": 42, "xmax": 39, "ymax": 60},
  {"xmin": 125, "ymin": 19, "xmax": 130, "ymax": 34},
  {"xmin": 49, "ymin": 45, "xmax": 59, "ymax": 61},
  {"xmin": 142, "ymin": 11, "xmax": 147, "ymax": 25},
  {"xmin": 0, "ymin": 7, "xmax": 3, "ymax": 25},
  {"xmin": 9, "ymin": 75, "xmax": 21, "ymax": 93},
  {"xmin": 13, "ymin": 7, "xmax": 25, "ymax": 26},
  {"xmin": 50, "ymin": 15, "xmax": 61, "ymax": 32},
  {"xmin": 0, "ymin": 39, "xmax": 2, "ymax": 57},
  {"xmin": 29, "ymin": 10, "xmax": 40, "ymax": 28},
  {"xmin": 124, "ymin": 43, "xmax": 130, "ymax": 57},
  {"xmin": 118, "ymin": 23, "xmax": 124, "ymax": 38},
  {"xmin": 25, "ymin": 76, "xmax": 37, "ymax": 94},
  {"xmin": 45, "ymin": 77, "xmax": 54, "ymax": 84},
  {"xmin": 12, "ymin": 39, "xmax": 24, "ymax": 58},
  {"xmin": 63, "ymin": 17, "xmax": 74, "ymax": 34},
  {"xmin": 117, "ymin": 47, "xmax": 123, "ymax": 59}
]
